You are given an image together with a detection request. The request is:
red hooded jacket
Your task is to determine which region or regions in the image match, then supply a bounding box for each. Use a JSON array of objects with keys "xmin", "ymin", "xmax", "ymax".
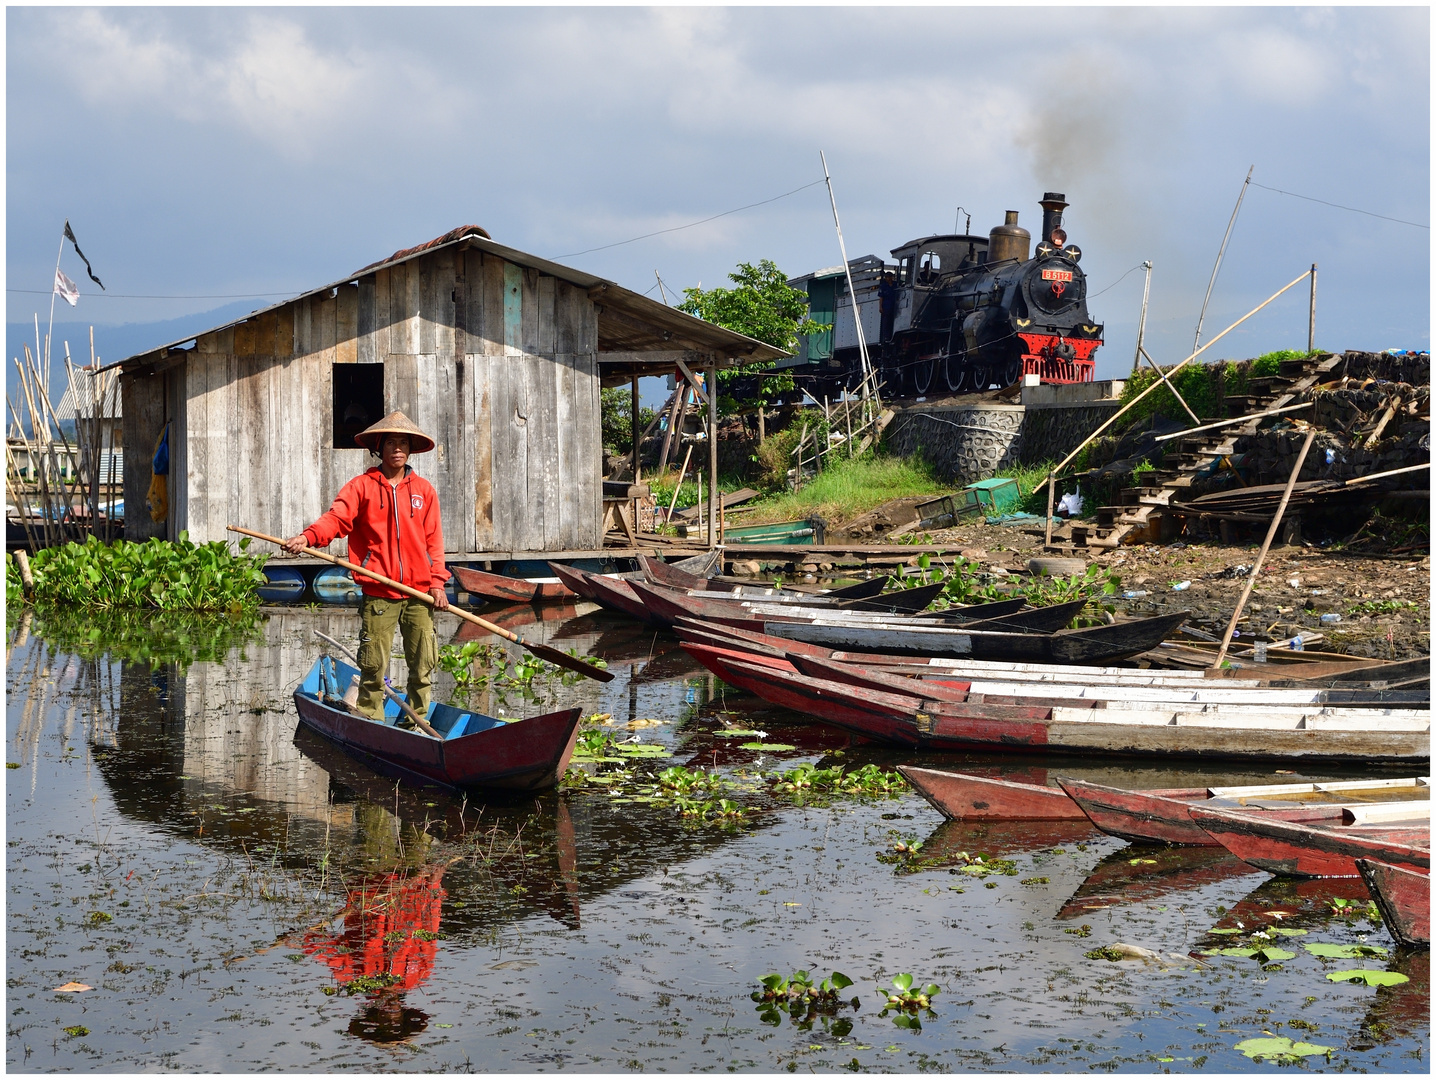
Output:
[{"xmin": 303, "ymin": 466, "xmax": 449, "ymax": 599}]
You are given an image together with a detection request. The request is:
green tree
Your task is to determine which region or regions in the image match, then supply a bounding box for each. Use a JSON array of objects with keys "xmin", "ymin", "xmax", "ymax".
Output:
[{"xmin": 678, "ymin": 259, "xmax": 829, "ymax": 413}]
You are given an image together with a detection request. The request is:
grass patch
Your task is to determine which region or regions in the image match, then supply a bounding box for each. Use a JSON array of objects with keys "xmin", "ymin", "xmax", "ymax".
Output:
[{"xmin": 737, "ymin": 454, "xmax": 945, "ymax": 525}]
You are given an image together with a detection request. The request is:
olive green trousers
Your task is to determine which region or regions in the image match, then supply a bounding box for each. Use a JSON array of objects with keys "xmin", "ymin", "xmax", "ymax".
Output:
[{"xmin": 356, "ymin": 596, "xmax": 437, "ymax": 722}]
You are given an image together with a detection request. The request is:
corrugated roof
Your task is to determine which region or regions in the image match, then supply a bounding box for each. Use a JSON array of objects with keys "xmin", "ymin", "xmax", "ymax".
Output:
[{"xmin": 106, "ymin": 228, "xmax": 784, "ymax": 372}]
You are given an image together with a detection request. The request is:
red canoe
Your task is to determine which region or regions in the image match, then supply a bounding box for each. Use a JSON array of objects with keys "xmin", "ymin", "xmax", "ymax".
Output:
[
  {"xmin": 1357, "ymin": 858, "xmax": 1430, "ymax": 947},
  {"xmin": 1056, "ymin": 775, "xmax": 1431, "ymax": 846},
  {"xmin": 452, "ymin": 565, "xmax": 578, "ymax": 603},
  {"xmin": 294, "ymin": 657, "xmax": 581, "ymax": 793},
  {"xmin": 899, "ymin": 767, "xmax": 1092, "ymax": 821},
  {"xmin": 1187, "ymin": 805, "xmax": 1431, "ymax": 877},
  {"xmin": 684, "ymin": 642, "xmax": 1431, "ymax": 764}
]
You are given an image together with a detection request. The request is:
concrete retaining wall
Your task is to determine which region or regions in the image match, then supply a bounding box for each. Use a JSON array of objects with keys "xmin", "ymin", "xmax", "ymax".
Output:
[{"xmin": 884, "ymin": 381, "xmax": 1125, "ymax": 485}]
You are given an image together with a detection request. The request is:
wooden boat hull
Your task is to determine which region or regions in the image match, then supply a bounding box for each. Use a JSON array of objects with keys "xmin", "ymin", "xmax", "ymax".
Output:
[
  {"xmin": 764, "ymin": 610, "xmax": 1191, "ymax": 664},
  {"xmin": 1357, "ymin": 858, "xmax": 1430, "ymax": 947},
  {"xmin": 452, "ymin": 565, "xmax": 578, "ymax": 603},
  {"xmin": 293, "ymin": 659, "xmax": 582, "ymax": 793},
  {"xmin": 1188, "ymin": 806, "xmax": 1431, "ymax": 877},
  {"xmin": 688, "ymin": 644, "xmax": 1431, "ymax": 764},
  {"xmin": 1055, "ymin": 775, "xmax": 1429, "ymax": 846},
  {"xmin": 899, "ymin": 766, "xmax": 1090, "ymax": 821}
]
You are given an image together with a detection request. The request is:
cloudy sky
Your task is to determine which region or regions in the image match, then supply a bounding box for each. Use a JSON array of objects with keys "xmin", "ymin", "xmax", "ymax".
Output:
[{"xmin": 6, "ymin": 5, "xmax": 1430, "ymax": 388}]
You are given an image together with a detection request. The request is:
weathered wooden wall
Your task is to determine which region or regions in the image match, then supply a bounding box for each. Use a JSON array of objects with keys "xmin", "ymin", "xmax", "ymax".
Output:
[{"xmin": 128, "ymin": 248, "xmax": 602, "ymax": 554}]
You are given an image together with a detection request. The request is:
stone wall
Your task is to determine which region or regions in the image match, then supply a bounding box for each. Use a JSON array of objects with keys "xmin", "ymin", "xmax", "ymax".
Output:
[
  {"xmin": 883, "ymin": 404, "xmax": 1024, "ymax": 485},
  {"xmin": 1017, "ymin": 402, "xmax": 1124, "ymax": 465},
  {"xmin": 884, "ymin": 398, "xmax": 1122, "ymax": 484}
]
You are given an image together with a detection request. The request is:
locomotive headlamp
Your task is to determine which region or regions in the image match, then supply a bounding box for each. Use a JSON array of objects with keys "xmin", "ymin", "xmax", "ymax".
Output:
[
  {"xmin": 1065, "ymin": 244, "xmax": 1082, "ymax": 263},
  {"xmin": 1035, "ymin": 241, "xmax": 1056, "ymax": 259},
  {"xmin": 1050, "ymin": 227, "xmax": 1067, "ymax": 247}
]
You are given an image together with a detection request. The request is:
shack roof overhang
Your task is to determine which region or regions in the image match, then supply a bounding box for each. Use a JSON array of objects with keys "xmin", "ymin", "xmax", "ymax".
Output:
[{"xmin": 105, "ymin": 229, "xmax": 786, "ymax": 381}]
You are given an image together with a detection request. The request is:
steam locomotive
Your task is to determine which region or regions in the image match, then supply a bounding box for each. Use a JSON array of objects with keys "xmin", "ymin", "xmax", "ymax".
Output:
[{"xmin": 782, "ymin": 192, "xmax": 1103, "ymax": 399}]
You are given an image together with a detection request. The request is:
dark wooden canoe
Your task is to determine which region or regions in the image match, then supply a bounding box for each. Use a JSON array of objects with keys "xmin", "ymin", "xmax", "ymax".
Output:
[
  {"xmin": 547, "ymin": 550, "xmax": 722, "ymax": 603},
  {"xmin": 637, "ymin": 553, "xmax": 888, "ymax": 600},
  {"xmin": 547, "ymin": 564, "xmax": 658, "ymax": 623},
  {"xmin": 627, "ymin": 578, "xmax": 948, "ymax": 628},
  {"xmin": 1056, "ymin": 775, "xmax": 1431, "ymax": 846},
  {"xmin": 293, "ymin": 657, "xmax": 582, "ymax": 793},
  {"xmin": 1187, "ymin": 806, "xmax": 1431, "ymax": 877},
  {"xmin": 452, "ymin": 565, "xmax": 579, "ymax": 603},
  {"xmin": 686, "ymin": 644, "xmax": 1431, "ymax": 763},
  {"xmin": 899, "ymin": 767, "xmax": 1091, "ymax": 821},
  {"xmin": 762, "ymin": 610, "xmax": 1191, "ymax": 664},
  {"xmin": 1357, "ymin": 858, "xmax": 1430, "ymax": 947}
]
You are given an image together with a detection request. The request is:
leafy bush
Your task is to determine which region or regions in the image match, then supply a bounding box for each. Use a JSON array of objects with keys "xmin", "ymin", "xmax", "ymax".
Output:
[
  {"xmin": 600, "ymin": 386, "xmax": 658, "ymax": 455},
  {"xmin": 14, "ymin": 533, "xmax": 268, "ymax": 612}
]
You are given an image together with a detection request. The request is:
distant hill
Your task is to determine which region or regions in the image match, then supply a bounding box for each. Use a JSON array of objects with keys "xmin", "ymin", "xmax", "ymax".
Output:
[{"xmin": 6, "ymin": 300, "xmax": 268, "ymax": 402}]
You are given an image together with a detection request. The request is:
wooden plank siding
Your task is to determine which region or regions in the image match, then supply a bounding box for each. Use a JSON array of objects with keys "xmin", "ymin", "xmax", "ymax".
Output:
[{"xmin": 131, "ymin": 248, "xmax": 602, "ymax": 554}]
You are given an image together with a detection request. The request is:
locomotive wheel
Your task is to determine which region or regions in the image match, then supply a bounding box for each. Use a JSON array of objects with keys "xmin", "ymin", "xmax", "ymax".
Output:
[
  {"xmin": 1002, "ymin": 360, "xmax": 1022, "ymax": 388},
  {"xmin": 911, "ymin": 356, "xmax": 937, "ymax": 397},
  {"xmin": 969, "ymin": 364, "xmax": 991, "ymax": 392},
  {"xmin": 941, "ymin": 353, "xmax": 968, "ymax": 394}
]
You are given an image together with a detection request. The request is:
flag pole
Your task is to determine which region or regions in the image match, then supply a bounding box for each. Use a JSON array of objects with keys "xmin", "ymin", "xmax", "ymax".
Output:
[{"xmin": 45, "ymin": 229, "xmax": 65, "ymax": 395}]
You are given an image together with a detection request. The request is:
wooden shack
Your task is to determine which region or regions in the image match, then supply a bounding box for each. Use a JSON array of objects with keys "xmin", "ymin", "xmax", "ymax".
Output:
[{"xmin": 110, "ymin": 227, "xmax": 780, "ymax": 558}]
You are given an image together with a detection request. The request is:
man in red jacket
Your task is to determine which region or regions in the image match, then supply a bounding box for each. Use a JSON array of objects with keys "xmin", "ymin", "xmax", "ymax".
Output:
[{"xmin": 284, "ymin": 411, "xmax": 450, "ymax": 723}]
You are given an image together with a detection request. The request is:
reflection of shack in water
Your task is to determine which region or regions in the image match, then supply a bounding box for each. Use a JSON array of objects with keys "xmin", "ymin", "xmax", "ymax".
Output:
[{"xmin": 70, "ymin": 605, "xmax": 769, "ymax": 930}]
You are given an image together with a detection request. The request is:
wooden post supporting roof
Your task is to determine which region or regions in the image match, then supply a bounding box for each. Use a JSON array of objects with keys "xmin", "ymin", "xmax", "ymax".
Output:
[{"xmin": 707, "ymin": 355, "xmax": 719, "ymax": 549}]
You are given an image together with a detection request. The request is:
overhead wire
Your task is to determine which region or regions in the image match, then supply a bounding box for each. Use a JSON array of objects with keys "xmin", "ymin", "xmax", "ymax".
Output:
[
  {"xmin": 1250, "ymin": 181, "xmax": 1428, "ymax": 230},
  {"xmin": 551, "ymin": 178, "xmax": 828, "ymax": 259}
]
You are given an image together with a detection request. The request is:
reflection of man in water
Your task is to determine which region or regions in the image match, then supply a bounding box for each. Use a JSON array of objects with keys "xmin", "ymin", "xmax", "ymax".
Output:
[{"xmin": 304, "ymin": 863, "xmax": 447, "ymax": 1041}]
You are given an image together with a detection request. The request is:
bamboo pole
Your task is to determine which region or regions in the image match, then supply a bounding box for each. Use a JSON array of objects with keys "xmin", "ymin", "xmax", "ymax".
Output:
[
  {"xmin": 1036, "ymin": 267, "xmax": 1315, "ymax": 497},
  {"xmin": 665, "ymin": 443, "xmax": 694, "ymax": 524},
  {"xmin": 1131, "ymin": 260, "xmax": 1153, "ymax": 374},
  {"xmin": 707, "ymin": 357, "xmax": 719, "ymax": 550},
  {"xmin": 1307, "ymin": 264, "xmax": 1317, "ymax": 354},
  {"xmin": 1138, "ymin": 345, "xmax": 1201, "ymax": 425},
  {"xmin": 1152, "ymin": 400, "xmax": 1314, "ymax": 442},
  {"xmin": 1210, "ymin": 426, "xmax": 1316, "ymax": 669}
]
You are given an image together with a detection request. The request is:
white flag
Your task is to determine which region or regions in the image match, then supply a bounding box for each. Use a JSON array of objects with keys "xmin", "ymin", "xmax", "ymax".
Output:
[{"xmin": 54, "ymin": 268, "xmax": 79, "ymax": 306}]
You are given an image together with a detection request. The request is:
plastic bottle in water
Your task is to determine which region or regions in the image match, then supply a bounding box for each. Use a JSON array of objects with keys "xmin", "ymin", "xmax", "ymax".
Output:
[
  {"xmin": 1319, "ymin": 613, "xmax": 1342, "ymax": 624},
  {"xmin": 1121, "ymin": 590, "xmax": 1149, "ymax": 599},
  {"xmin": 1289, "ymin": 635, "xmax": 1305, "ymax": 652},
  {"xmin": 1253, "ymin": 641, "xmax": 1268, "ymax": 663}
]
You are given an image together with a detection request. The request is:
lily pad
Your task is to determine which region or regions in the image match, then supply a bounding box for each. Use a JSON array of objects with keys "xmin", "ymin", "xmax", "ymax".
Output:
[
  {"xmin": 1207, "ymin": 928, "xmax": 1242, "ymax": 935},
  {"xmin": 1326, "ymin": 969, "xmax": 1409, "ymax": 987},
  {"xmin": 1234, "ymin": 1036, "xmax": 1333, "ymax": 1061},
  {"xmin": 1304, "ymin": 942, "xmax": 1389, "ymax": 959},
  {"xmin": 1200, "ymin": 947, "xmax": 1295, "ymax": 961},
  {"xmin": 612, "ymin": 744, "xmax": 672, "ymax": 758},
  {"xmin": 741, "ymin": 742, "xmax": 795, "ymax": 751},
  {"xmin": 1272, "ymin": 928, "xmax": 1308, "ymax": 937},
  {"xmin": 714, "ymin": 729, "xmax": 764, "ymax": 738}
]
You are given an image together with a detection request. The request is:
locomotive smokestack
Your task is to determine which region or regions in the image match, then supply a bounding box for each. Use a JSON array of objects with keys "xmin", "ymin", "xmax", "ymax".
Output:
[
  {"xmin": 1039, "ymin": 192, "xmax": 1069, "ymax": 247},
  {"xmin": 988, "ymin": 210, "xmax": 1031, "ymax": 264}
]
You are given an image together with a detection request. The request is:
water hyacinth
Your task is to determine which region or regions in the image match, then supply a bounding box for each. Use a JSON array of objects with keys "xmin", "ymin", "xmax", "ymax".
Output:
[{"xmin": 9, "ymin": 532, "xmax": 268, "ymax": 612}]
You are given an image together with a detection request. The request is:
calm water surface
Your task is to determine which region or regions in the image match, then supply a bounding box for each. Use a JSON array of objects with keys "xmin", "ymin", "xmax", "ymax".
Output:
[{"xmin": 6, "ymin": 603, "xmax": 1428, "ymax": 1072}]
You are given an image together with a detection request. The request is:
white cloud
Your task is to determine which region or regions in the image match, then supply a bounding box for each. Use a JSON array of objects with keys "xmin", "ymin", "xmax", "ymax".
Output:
[{"xmin": 33, "ymin": 10, "xmax": 429, "ymax": 154}]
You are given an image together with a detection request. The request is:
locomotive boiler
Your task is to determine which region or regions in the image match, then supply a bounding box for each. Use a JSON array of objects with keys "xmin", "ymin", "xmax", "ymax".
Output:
[{"xmin": 783, "ymin": 192, "xmax": 1103, "ymax": 399}]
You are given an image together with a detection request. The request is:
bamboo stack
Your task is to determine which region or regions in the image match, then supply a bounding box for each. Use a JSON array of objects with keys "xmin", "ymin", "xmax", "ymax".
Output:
[{"xmin": 6, "ymin": 329, "xmax": 121, "ymax": 549}]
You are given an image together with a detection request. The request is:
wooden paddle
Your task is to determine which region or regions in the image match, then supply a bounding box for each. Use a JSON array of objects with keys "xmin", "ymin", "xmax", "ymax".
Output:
[{"xmin": 229, "ymin": 525, "xmax": 615, "ymax": 683}]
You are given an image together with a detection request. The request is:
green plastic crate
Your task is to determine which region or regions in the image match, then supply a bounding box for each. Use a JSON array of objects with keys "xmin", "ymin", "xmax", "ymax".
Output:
[{"xmin": 960, "ymin": 477, "xmax": 1022, "ymax": 517}]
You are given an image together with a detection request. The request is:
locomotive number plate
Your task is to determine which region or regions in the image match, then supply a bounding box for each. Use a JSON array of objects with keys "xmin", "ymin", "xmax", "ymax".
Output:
[{"xmin": 1041, "ymin": 269, "xmax": 1074, "ymax": 282}]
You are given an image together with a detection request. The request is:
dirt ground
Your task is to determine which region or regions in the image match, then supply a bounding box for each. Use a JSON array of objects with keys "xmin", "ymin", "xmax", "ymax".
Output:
[{"xmin": 884, "ymin": 521, "xmax": 1432, "ymax": 662}]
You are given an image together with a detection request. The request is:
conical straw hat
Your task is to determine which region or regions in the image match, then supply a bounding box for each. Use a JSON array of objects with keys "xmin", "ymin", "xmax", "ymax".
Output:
[{"xmin": 355, "ymin": 410, "xmax": 436, "ymax": 454}]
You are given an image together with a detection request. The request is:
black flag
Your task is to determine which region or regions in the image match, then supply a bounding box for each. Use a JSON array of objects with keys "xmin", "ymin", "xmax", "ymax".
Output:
[{"xmin": 63, "ymin": 220, "xmax": 104, "ymax": 290}]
